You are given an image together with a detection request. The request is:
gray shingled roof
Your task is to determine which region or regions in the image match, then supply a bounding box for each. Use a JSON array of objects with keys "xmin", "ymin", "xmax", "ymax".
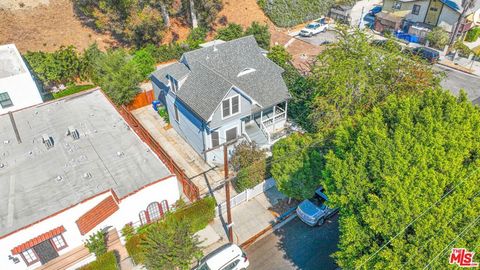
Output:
[
  {"xmin": 151, "ymin": 62, "xmax": 190, "ymax": 85},
  {"xmin": 151, "ymin": 36, "xmax": 290, "ymax": 122}
]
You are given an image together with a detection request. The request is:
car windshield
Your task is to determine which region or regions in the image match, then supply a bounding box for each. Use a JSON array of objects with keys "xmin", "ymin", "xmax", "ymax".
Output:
[
  {"xmin": 197, "ymin": 262, "xmax": 211, "ymax": 270},
  {"xmin": 306, "ymin": 24, "xmax": 317, "ymax": 29}
]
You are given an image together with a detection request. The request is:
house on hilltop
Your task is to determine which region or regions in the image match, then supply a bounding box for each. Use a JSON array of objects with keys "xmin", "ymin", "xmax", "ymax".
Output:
[{"xmin": 151, "ymin": 36, "xmax": 291, "ymax": 165}]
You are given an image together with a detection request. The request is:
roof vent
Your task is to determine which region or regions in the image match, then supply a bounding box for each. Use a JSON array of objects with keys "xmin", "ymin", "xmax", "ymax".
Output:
[
  {"xmin": 42, "ymin": 134, "xmax": 54, "ymax": 149},
  {"xmin": 67, "ymin": 126, "xmax": 80, "ymax": 140},
  {"xmin": 83, "ymin": 172, "xmax": 92, "ymax": 179},
  {"xmin": 56, "ymin": 175, "xmax": 63, "ymax": 182},
  {"xmin": 117, "ymin": 151, "xmax": 125, "ymax": 157},
  {"xmin": 237, "ymin": 68, "xmax": 256, "ymax": 77}
]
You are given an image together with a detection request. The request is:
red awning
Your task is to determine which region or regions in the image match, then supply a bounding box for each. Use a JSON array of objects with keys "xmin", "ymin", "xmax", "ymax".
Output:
[
  {"xmin": 11, "ymin": 226, "xmax": 65, "ymax": 254},
  {"xmin": 75, "ymin": 196, "xmax": 119, "ymax": 235}
]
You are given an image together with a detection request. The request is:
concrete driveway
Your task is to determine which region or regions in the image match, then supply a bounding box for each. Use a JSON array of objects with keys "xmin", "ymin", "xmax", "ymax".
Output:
[
  {"xmin": 245, "ymin": 215, "xmax": 339, "ymax": 270},
  {"xmin": 295, "ymin": 30, "xmax": 339, "ymax": 46}
]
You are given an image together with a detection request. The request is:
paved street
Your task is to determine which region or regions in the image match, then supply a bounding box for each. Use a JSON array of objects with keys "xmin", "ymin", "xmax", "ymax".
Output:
[
  {"xmin": 435, "ymin": 65, "xmax": 480, "ymax": 104},
  {"xmin": 295, "ymin": 30, "xmax": 339, "ymax": 46},
  {"xmin": 246, "ymin": 215, "xmax": 339, "ymax": 270}
]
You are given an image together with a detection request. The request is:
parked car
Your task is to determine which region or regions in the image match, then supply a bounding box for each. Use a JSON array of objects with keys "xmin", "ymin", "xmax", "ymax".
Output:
[
  {"xmin": 297, "ymin": 187, "xmax": 335, "ymax": 226},
  {"xmin": 369, "ymin": 6, "xmax": 382, "ymax": 16},
  {"xmin": 411, "ymin": 47, "xmax": 440, "ymax": 63},
  {"xmin": 195, "ymin": 244, "xmax": 249, "ymax": 270},
  {"xmin": 371, "ymin": 39, "xmax": 403, "ymax": 51},
  {"xmin": 299, "ymin": 22, "xmax": 328, "ymax": 37}
]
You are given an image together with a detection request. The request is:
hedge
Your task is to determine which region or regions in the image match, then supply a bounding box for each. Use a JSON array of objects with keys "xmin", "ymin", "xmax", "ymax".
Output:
[
  {"xmin": 465, "ymin": 27, "xmax": 480, "ymax": 42},
  {"xmin": 258, "ymin": 0, "xmax": 334, "ymax": 27},
  {"xmin": 125, "ymin": 234, "xmax": 145, "ymax": 265},
  {"xmin": 52, "ymin": 84, "xmax": 96, "ymax": 99},
  {"xmin": 172, "ymin": 196, "xmax": 216, "ymax": 232},
  {"xmin": 78, "ymin": 251, "xmax": 118, "ymax": 270}
]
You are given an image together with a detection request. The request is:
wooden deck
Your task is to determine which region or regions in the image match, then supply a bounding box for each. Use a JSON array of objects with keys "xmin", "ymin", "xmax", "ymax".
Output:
[{"xmin": 37, "ymin": 245, "xmax": 91, "ymax": 270}]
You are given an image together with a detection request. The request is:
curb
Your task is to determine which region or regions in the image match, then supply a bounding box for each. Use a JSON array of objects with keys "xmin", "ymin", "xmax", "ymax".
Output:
[
  {"xmin": 240, "ymin": 207, "xmax": 297, "ymax": 249},
  {"xmin": 436, "ymin": 62, "xmax": 479, "ymax": 77}
]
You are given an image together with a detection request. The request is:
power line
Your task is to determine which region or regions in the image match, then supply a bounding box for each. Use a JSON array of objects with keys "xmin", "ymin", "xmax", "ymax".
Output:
[
  {"xmin": 400, "ymin": 188, "xmax": 480, "ymax": 269},
  {"xmin": 355, "ymin": 167, "xmax": 480, "ymax": 269},
  {"xmin": 423, "ymin": 214, "xmax": 480, "ymax": 269}
]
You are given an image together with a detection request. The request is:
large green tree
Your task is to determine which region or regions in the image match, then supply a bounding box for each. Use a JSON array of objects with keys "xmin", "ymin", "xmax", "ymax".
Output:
[
  {"xmin": 245, "ymin": 21, "xmax": 270, "ymax": 49},
  {"xmin": 91, "ymin": 49, "xmax": 143, "ymax": 105},
  {"xmin": 141, "ymin": 215, "xmax": 203, "ymax": 270},
  {"xmin": 324, "ymin": 90, "xmax": 480, "ymax": 269}
]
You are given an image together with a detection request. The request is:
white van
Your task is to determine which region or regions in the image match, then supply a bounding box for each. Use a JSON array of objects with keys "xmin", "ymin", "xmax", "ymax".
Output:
[{"xmin": 195, "ymin": 243, "xmax": 249, "ymax": 270}]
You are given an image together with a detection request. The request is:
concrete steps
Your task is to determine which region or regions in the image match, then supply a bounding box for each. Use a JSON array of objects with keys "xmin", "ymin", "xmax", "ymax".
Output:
[{"xmin": 245, "ymin": 123, "xmax": 268, "ymax": 146}]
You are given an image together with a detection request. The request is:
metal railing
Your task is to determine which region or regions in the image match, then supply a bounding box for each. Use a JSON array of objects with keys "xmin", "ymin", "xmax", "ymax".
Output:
[{"xmin": 260, "ymin": 121, "xmax": 271, "ymax": 144}]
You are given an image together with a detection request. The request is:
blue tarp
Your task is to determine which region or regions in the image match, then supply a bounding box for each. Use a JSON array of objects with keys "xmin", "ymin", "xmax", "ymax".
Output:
[{"xmin": 395, "ymin": 31, "xmax": 420, "ymax": 43}]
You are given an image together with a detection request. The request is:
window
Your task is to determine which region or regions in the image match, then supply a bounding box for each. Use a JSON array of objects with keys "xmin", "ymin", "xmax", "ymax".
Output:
[
  {"xmin": 21, "ymin": 249, "xmax": 38, "ymax": 265},
  {"xmin": 139, "ymin": 210, "xmax": 148, "ymax": 225},
  {"xmin": 51, "ymin": 235, "xmax": 67, "ymax": 250},
  {"xmin": 211, "ymin": 131, "xmax": 219, "ymax": 147},
  {"xmin": 221, "ymin": 95, "xmax": 240, "ymax": 118},
  {"xmin": 225, "ymin": 127, "xmax": 237, "ymax": 142},
  {"xmin": 412, "ymin": 4, "xmax": 421, "ymax": 15},
  {"xmin": 160, "ymin": 200, "xmax": 169, "ymax": 213},
  {"xmin": 147, "ymin": 202, "xmax": 162, "ymax": 222},
  {"xmin": 0, "ymin": 92, "xmax": 13, "ymax": 109},
  {"xmin": 169, "ymin": 77, "xmax": 178, "ymax": 92},
  {"xmin": 221, "ymin": 259, "xmax": 240, "ymax": 270},
  {"xmin": 174, "ymin": 104, "xmax": 179, "ymax": 122},
  {"xmin": 392, "ymin": 1, "xmax": 402, "ymax": 9}
]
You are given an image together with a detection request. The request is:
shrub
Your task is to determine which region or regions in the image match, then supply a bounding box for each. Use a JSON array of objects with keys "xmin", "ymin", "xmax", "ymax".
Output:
[
  {"xmin": 52, "ymin": 84, "xmax": 96, "ymax": 99},
  {"xmin": 132, "ymin": 48, "xmax": 156, "ymax": 79},
  {"xmin": 121, "ymin": 224, "xmax": 135, "ymax": 242},
  {"xmin": 426, "ymin": 27, "xmax": 449, "ymax": 49},
  {"xmin": 231, "ymin": 141, "xmax": 267, "ymax": 192},
  {"xmin": 215, "ymin": 23, "xmax": 244, "ymax": 41},
  {"xmin": 125, "ymin": 234, "xmax": 145, "ymax": 264},
  {"xmin": 187, "ymin": 27, "xmax": 208, "ymax": 49},
  {"xmin": 259, "ymin": 0, "xmax": 334, "ymax": 27},
  {"xmin": 157, "ymin": 107, "xmax": 170, "ymax": 124},
  {"xmin": 78, "ymin": 251, "xmax": 118, "ymax": 270},
  {"xmin": 194, "ymin": 0, "xmax": 223, "ymax": 27},
  {"xmin": 84, "ymin": 230, "xmax": 107, "ymax": 257},
  {"xmin": 465, "ymin": 27, "xmax": 480, "ymax": 42},
  {"xmin": 453, "ymin": 41, "xmax": 473, "ymax": 57},
  {"xmin": 153, "ymin": 43, "xmax": 190, "ymax": 63},
  {"xmin": 245, "ymin": 21, "xmax": 270, "ymax": 49},
  {"xmin": 267, "ymin": 45, "xmax": 293, "ymax": 68},
  {"xmin": 172, "ymin": 196, "xmax": 216, "ymax": 232}
]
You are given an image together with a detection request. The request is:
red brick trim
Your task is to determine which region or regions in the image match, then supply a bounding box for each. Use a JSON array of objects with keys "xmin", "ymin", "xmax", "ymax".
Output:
[
  {"xmin": 76, "ymin": 196, "xmax": 119, "ymax": 235},
  {"xmin": 11, "ymin": 226, "xmax": 65, "ymax": 254}
]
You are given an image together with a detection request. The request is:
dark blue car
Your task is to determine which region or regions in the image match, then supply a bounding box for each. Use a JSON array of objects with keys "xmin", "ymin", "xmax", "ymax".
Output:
[{"xmin": 369, "ymin": 6, "xmax": 382, "ymax": 16}]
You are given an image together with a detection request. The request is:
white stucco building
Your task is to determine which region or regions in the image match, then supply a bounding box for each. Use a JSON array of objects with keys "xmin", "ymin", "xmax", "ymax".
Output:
[
  {"xmin": 0, "ymin": 44, "xmax": 43, "ymax": 114},
  {"xmin": 0, "ymin": 89, "xmax": 182, "ymax": 269}
]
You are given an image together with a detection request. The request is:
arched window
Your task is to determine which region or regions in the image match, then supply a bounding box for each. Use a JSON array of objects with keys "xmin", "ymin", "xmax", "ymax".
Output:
[
  {"xmin": 160, "ymin": 200, "xmax": 169, "ymax": 214},
  {"xmin": 139, "ymin": 210, "xmax": 148, "ymax": 225},
  {"xmin": 147, "ymin": 202, "xmax": 161, "ymax": 222}
]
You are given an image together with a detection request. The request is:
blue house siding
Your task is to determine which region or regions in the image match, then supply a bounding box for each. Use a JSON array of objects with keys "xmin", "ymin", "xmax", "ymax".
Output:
[
  {"xmin": 164, "ymin": 92, "xmax": 206, "ymax": 157},
  {"xmin": 209, "ymin": 87, "xmax": 252, "ymax": 129}
]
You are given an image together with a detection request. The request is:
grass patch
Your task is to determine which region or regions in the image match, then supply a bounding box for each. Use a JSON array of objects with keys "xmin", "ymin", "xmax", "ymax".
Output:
[
  {"xmin": 78, "ymin": 251, "xmax": 118, "ymax": 270},
  {"xmin": 52, "ymin": 84, "xmax": 96, "ymax": 99},
  {"xmin": 258, "ymin": 0, "xmax": 334, "ymax": 27}
]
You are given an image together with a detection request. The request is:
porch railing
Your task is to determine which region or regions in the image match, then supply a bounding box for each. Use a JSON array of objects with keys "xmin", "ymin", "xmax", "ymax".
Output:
[
  {"xmin": 260, "ymin": 122, "xmax": 271, "ymax": 144},
  {"xmin": 261, "ymin": 106, "xmax": 287, "ymax": 127}
]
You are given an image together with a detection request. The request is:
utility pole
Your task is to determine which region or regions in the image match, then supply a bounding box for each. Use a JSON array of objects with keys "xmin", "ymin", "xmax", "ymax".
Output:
[{"xmin": 449, "ymin": 0, "xmax": 475, "ymax": 47}]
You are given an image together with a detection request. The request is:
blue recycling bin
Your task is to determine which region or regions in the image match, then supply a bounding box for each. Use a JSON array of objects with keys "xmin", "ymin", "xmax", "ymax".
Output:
[{"xmin": 152, "ymin": 100, "xmax": 161, "ymax": 111}]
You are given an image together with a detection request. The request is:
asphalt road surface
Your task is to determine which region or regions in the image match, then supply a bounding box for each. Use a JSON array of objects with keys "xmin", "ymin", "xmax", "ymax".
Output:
[
  {"xmin": 245, "ymin": 215, "xmax": 339, "ymax": 270},
  {"xmin": 435, "ymin": 64, "xmax": 480, "ymax": 104}
]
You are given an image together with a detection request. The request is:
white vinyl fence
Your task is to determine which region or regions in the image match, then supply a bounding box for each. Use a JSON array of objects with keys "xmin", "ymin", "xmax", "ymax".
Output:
[{"xmin": 216, "ymin": 178, "xmax": 276, "ymax": 217}]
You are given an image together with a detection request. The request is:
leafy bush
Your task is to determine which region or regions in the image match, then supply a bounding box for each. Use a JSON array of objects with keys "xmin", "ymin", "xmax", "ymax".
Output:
[
  {"xmin": 245, "ymin": 21, "xmax": 270, "ymax": 49},
  {"xmin": 259, "ymin": 0, "xmax": 334, "ymax": 27},
  {"xmin": 453, "ymin": 41, "xmax": 473, "ymax": 57},
  {"xmin": 153, "ymin": 43, "xmax": 190, "ymax": 63},
  {"xmin": 194, "ymin": 0, "xmax": 223, "ymax": 27},
  {"xmin": 121, "ymin": 224, "xmax": 135, "ymax": 242},
  {"xmin": 125, "ymin": 234, "xmax": 145, "ymax": 265},
  {"xmin": 216, "ymin": 23, "xmax": 244, "ymax": 41},
  {"xmin": 172, "ymin": 196, "xmax": 216, "ymax": 232},
  {"xmin": 78, "ymin": 251, "xmax": 118, "ymax": 270},
  {"xmin": 426, "ymin": 27, "xmax": 449, "ymax": 49},
  {"xmin": 231, "ymin": 141, "xmax": 268, "ymax": 192},
  {"xmin": 52, "ymin": 84, "xmax": 96, "ymax": 99},
  {"xmin": 465, "ymin": 26, "xmax": 480, "ymax": 42},
  {"xmin": 24, "ymin": 46, "xmax": 82, "ymax": 87},
  {"xmin": 158, "ymin": 106, "xmax": 170, "ymax": 124},
  {"xmin": 84, "ymin": 231, "xmax": 107, "ymax": 257},
  {"xmin": 267, "ymin": 45, "xmax": 293, "ymax": 68},
  {"xmin": 187, "ymin": 27, "xmax": 208, "ymax": 49},
  {"xmin": 132, "ymin": 48, "xmax": 156, "ymax": 79}
]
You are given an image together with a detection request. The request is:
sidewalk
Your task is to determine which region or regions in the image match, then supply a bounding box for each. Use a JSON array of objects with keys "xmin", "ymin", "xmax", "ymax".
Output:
[{"xmin": 196, "ymin": 185, "xmax": 290, "ymax": 254}]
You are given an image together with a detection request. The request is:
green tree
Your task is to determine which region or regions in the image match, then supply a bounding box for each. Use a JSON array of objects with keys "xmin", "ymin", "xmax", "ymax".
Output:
[
  {"xmin": 271, "ymin": 133, "xmax": 323, "ymax": 200},
  {"xmin": 186, "ymin": 27, "xmax": 208, "ymax": 48},
  {"xmin": 231, "ymin": 141, "xmax": 267, "ymax": 191},
  {"xmin": 245, "ymin": 21, "xmax": 270, "ymax": 49},
  {"xmin": 132, "ymin": 47, "xmax": 156, "ymax": 79},
  {"xmin": 426, "ymin": 27, "xmax": 449, "ymax": 49},
  {"xmin": 91, "ymin": 49, "xmax": 143, "ymax": 105},
  {"xmin": 193, "ymin": 0, "xmax": 223, "ymax": 27},
  {"xmin": 324, "ymin": 90, "xmax": 480, "ymax": 269},
  {"xmin": 141, "ymin": 216, "xmax": 203, "ymax": 270},
  {"xmin": 80, "ymin": 43, "xmax": 103, "ymax": 81},
  {"xmin": 267, "ymin": 45, "xmax": 292, "ymax": 68},
  {"xmin": 215, "ymin": 23, "xmax": 244, "ymax": 41},
  {"xmin": 309, "ymin": 28, "xmax": 439, "ymax": 132}
]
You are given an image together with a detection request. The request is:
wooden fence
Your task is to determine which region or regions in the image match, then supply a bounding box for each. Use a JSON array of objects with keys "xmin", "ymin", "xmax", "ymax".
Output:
[
  {"xmin": 125, "ymin": 90, "xmax": 154, "ymax": 111},
  {"xmin": 117, "ymin": 105, "xmax": 200, "ymax": 201}
]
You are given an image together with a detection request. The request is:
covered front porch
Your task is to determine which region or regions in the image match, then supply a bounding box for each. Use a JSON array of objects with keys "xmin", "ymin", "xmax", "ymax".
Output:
[{"xmin": 242, "ymin": 101, "xmax": 288, "ymax": 147}]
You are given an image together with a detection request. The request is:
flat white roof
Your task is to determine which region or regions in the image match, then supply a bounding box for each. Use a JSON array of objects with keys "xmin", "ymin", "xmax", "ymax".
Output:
[{"xmin": 0, "ymin": 44, "xmax": 26, "ymax": 79}]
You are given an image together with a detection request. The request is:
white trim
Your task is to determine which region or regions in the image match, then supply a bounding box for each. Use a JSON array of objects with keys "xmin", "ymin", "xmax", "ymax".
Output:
[
  {"xmin": 221, "ymin": 94, "xmax": 241, "ymax": 120},
  {"xmin": 206, "ymin": 86, "xmax": 260, "ymax": 122}
]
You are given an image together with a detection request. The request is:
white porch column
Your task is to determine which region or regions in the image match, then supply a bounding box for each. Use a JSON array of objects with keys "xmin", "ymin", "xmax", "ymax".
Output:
[
  {"xmin": 285, "ymin": 100, "xmax": 288, "ymax": 120},
  {"xmin": 272, "ymin": 105, "xmax": 276, "ymax": 132},
  {"xmin": 260, "ymin": 111, "xmax": 263, "ymax": 125}
]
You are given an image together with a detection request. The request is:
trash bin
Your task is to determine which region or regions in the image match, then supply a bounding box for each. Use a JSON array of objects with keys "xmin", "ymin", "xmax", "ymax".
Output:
[{"xmin": 152, "ymin": 100, "xmax": 161, "ymax": 111}]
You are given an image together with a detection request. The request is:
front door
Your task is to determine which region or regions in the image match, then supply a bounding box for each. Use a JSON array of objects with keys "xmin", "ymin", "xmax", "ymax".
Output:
[
  {"xmin": 33, "ymin": 240, "xmax": 59, "ymax": 265},
  {"xmin": 425, "ymin": 0, "xmax": 443, "ymax": 25}
]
